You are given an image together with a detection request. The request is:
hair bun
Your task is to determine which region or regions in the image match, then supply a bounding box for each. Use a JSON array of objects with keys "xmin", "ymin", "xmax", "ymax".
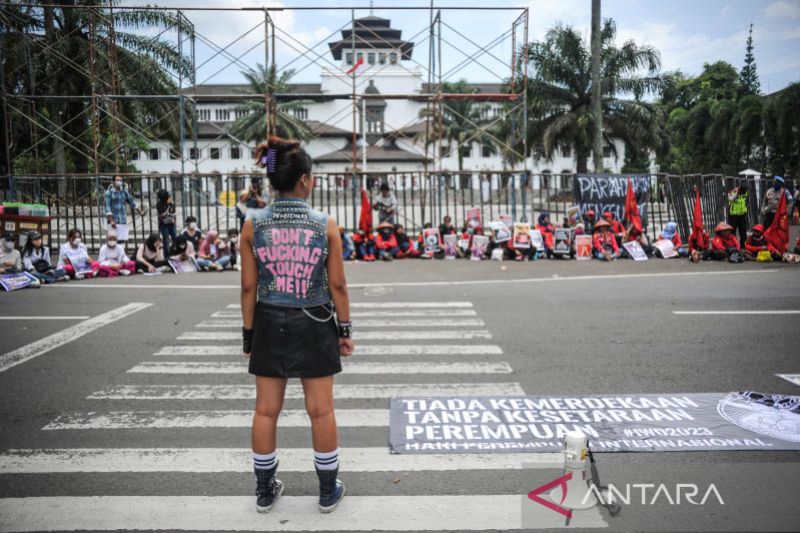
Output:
[{"xmin": 254, "ymin": 136, "xmax": 301, "ymax": 168}]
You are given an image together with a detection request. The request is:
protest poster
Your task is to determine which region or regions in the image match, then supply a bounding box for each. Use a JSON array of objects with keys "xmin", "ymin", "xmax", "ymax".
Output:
[
  {"xmin": 466, "ymin": 207, "xmax": 482, "ymax": 229},
  {"xmin": 573, "ymin": 175, "xmax": 650, "ymax": 226},
  {"xmin": 470, "ymin": 234, "xmax": 489, "ymax": 260},
  {"xmin": 0, "ymin": 271, "xmax": 38, "ymax": 291},
  {"xmin": 623, "ymin": 240, "xmax": 648, "ymax": 261},
  {"xmin": 488, "ymin": 221, "xmax": 511, "ymax": 243},
  {"xmin": 443, "ymin": 234, "xmax": 458, "ymax": 259},
  {"xmin": 575, "ymin": 234, "xmax": 593, "ymax": 260},
  {"xmin": 169, "ymin": 256, "xmax": 200, "ymax": 274},
  {"xmin": 653, "ymin": 239, "xmax": 678, "ymax": 259},
  {"xmin": 499, "ymin": 213, "xmax": 513, "ymax": 230},
  {"xmin": 457, "ymin": 238, "xmax": 470, "ymax": 254},
  {"xmin": 107, "ymin": 223, "xmax": 129, "ymax": 242},
  {"xmin": 389, "ymin": 392, "xmax": 800, "ymax": 454},
  {"xmin": 423, "ymin": 228, "xmax": 440, "ymax": 256},
  {"xmin": 513, "ymin": 223, "xmax": 531, "ymax": 249},
  {"xmin": 530, "ymin": 229, "xmax": 544, "ymax": 250},
  {"xmin": 553, "ymin": 228, "xmax": 572, "ymax": 256},
  {"xmin": 566, "ymin": 205, "xmax": 582, "ymax": 226}
]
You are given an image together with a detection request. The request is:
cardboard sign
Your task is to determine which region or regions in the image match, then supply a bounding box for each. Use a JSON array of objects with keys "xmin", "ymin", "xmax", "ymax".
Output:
[
  {"xmin": 575, "ymin": 234, "xmax": 593, "ymax": 260},
  {"xmin": 553, "ymin": 228, "xmax": 572, "ymax": 255},
  {"xmin": 530, "ymin": 229, "xmax": 544, "ymax": 250},
  {"xmin": 169, "ymin": 257, "xmax": 199, "ymax": 274},
  {"xmin": 654, "ymin": 239, "xmax": 678, "ymax": 259},
  {"xmin": 488, "ymin": 221, "xmax": 511, "ymax": 243},
  {"xmin": 443, "ymin": 234, "xmax": 457, "ymax": 259},
  {"xmin": 0, "ymin": 271, "xmax": 38, "ymax": 291},
  {"xmin": 457, "ymin": 238, "xmax": 470, "ymax": 252},
  {"xmin": 499, "ymin": 213, "xmax": 513, "ymax": 230},
  {"xmin": 566, "ymin": 205, "xmax": 582, "ymax": 226},
  {"xmin": 623, "ymin": 240, "xmax": 648, "ymax": 261},
  {"xmin": 466, "ymin": 207, "xmax": 482, "ymax": 229},
  {"xmin": 513, "ymin": 223, "xmax": 531, "ymax": 249},
  {"xmin": 470, "ymin": 235, "xmax": 489, "ymax": 260},
  {"xmin": 423, "ymin": 228, "xmax": 440, "ymax": 256}
]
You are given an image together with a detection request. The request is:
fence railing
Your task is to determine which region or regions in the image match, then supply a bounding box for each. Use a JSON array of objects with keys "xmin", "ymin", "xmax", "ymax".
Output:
[{"xmin": 2, "ymin": 172, "xmax": 791, "ymax": 254}]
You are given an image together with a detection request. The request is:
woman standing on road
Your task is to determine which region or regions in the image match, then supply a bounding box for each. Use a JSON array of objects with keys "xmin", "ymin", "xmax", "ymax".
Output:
[{"xmin": 240, "ymin": 136, "xmax": 354, "ymax": 514}]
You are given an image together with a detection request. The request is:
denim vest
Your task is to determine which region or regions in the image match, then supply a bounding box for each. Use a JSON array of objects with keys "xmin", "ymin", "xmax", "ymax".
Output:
[{"xmin": 250, "ymin": 197, "xmax": 331, "ymax": 307}]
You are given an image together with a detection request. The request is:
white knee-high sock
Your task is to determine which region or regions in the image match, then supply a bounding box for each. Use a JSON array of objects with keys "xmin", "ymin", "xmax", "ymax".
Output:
[
  {"xmin": 253, "ymin": 451, "xmax": 277, "ymax": 470},
  {"xmin": 314, "ymin": 447, "xmax": 339, "ymax": 471}
]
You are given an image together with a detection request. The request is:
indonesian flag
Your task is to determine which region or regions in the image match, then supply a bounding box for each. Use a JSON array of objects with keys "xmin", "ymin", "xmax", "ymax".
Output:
[
  {"xmin": 624, "ymin": 177, "xmax": 643, "ymax": 233},
  {"xmin": 764, "ymin": 191, "xmax": 789, "ymax": 254},
  {"xmin": 358, "ymin": 189, "xmax": 373, "ymax": 233},
  {"xmin": 689, "ymin": 187, "xmax": 705, "ymax": 244},
  {"xmin": 346, "ymin": 56, "xmax": 365, "ymax": 75}
]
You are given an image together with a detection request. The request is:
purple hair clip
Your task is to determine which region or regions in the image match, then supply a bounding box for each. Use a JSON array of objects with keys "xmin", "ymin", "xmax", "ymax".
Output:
[{"xmin": 260, "ymin": 148, "xmax": 277, "ymax": 175}]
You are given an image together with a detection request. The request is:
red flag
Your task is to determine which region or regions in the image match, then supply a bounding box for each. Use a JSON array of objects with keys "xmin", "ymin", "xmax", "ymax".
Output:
[
  {"xmin": 624, "ymin": 178, "xmax": 643, "ymax": 233},
  {"xmin": 689, "ymin": 187, "xmax": 708, "ymax": 250},
  {"xmin": 346, "ymin": 56, "xmax": 364, "ymax": 75},
  {"xmin": 764, "ymin": 191, "xmax": 789, "ymax": 254},
  {"xmin": 358, "ymin": 189, "xmax": 373, "ymax": 233}
]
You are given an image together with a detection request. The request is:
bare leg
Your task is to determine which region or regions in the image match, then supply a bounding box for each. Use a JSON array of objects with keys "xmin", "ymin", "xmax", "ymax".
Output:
[
  {"xmin": 301, "ymin": 375, "xmax": 338, "ymax": 452},
  {"xmin": 252, "ymin": 376, "xmax": 288, "ymax": 454}
]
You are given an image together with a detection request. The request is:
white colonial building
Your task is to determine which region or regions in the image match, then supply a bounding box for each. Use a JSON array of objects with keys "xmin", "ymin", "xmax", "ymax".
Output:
[{"xmin": 132, "ymin": 15, "xmax": 627, "ymax": 185}]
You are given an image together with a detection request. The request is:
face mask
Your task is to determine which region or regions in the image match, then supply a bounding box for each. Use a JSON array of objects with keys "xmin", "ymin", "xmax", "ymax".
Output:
[
  {"xmin": 114, "ymin": 181, "xmax": 122, "ymax": 189},
  {"xmin": 72, "ymin": 238, "xmax": 82, "ymax": 246},
  {"xmin": 230, "ymin": 237, "xmax": 238, "ymax": 244},
  {"xmin": 774, "ymin": 183, "xmax": 781, "ymax": 191},
  {"xmin": 107, "ymin": 240, "xmax": 117, "ymax": 248},
  {"xmin": 189, "ymin": 223, "xmax": 198, "ymax": 231}
]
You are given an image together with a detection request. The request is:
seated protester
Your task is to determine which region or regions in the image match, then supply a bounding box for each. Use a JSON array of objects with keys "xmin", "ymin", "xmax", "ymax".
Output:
[
  {"xmin": 181, "ymin": 216, "xmax": 203, "ymax": 251},
  {"xmin": 507, "ymin": 232, "xmax": 535, "ymax": 261},
  {"xmin": 438, "ymin": 215, "xmax": 456, "ymax": 241},
  {"xmin": 226, "ymin": 228, "xmax": 240, "ymax": 270},
  {"xmin": 583, "ymin": 209, "xmax": 597, "ymax": 235},
  {"xmin": 706, "ymin": 221, "xmax": 743, "ymax": 262},
  {"xmin": 688, "ymin": 223, "xmax": 710, "ymax": 263},
  {"xmin": 353, "ymin": 229, "xmax": 376, "ymax": 261},
  {"xmin": 592, "ymin": 219, "xmax": 620, "ymax": 261},
  {"xmin": 22, "ymin": 230, "xmax": 68, "ymax": 283},
  {"xmin": 196, "ymin": 230, "xmax": 230, "ymax": 271},
  {"xmin": 603, "ymin": 211, "xmax": 625, "ymax": 246},
  {"xmin": 457, "ymin": 224, "xmax": 474, "ymax": 258},
  {"xmin": 97, "ymin": 231, "xmax": 135, "ymax": 277},
  {"xmin": 657, "ymin": 221, "xmax": 688, "ymax": 257},
  {"xmin": 418, "ymin": 222, "xmax": 443, "ymax": 259},
  {"xmin": 136, "ymin": 233, "xmax": 170, "ymax": 273},
  {"xmin": 535, "ymin": 212, "xmax": 556, "ymax": 258},
  {"xmin": 394, "ymin": 224, "xmax": 420, "ymax": 258},
  {"xmin": 743, "ymin": 224, "xmax": 781, "ymax": 261},
  {"xmin": 339, "ymin": 226, "xmax": 355, "ymax": 260},
  {"xmin": 376, "ymin": 221, "xmax": 402, "ymax": 261},
  {"xmin": 621, "ymin": 223, "xmax": 655, "ymax": 258},
  {"xmin": 57, "ymin": 229, "xmax": 100, "ymax": 279},
  {"xmin": 169, "ymin": 233, "xmax": 196, "ymax": 261}
]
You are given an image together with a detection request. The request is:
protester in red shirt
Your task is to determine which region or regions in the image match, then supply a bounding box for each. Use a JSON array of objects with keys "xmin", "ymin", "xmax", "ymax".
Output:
[
  {"xmin": 375, "ymin": 221, "xmax": 401, "ymax": 261},
  {"xmin": 707, "ymin": 221, "xmax": 743, "ymax": 262},
  {"xmin": 602, "ymin": 211, "xmax": 625, "ymax": 246},
  {"xmin": 536, "ymin": 212, "xmax": 555, "ymax": 258},
  {"xmin": 353, "ymin": 230, "xmax": 376, "ymax": 261},
  {"xmin": 394, "ymin": 224, "xmax": 419, "ymax": 258},
  {"xmin": 743, "ymin": 224, "xmax": 781, "ymax": 261},
  {"xmin": 592, "ymin": 219, "xmax": 619, "ymax": 261}
]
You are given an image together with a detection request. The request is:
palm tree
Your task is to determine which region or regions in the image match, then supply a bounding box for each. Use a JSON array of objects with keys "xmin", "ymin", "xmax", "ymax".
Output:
[
  {"xmin": 1, "ymin": 1, "xmax": 193, "ymax": 173},
  {"xmin": 416, "ymin": 80, "xmax": 497, "ymax": 171},
  {"xmin": 520, "ymin": 19, "xmax": 669, "ymax": 173},
  {"xmin": 230, "ymin": 63, "xmax": 312, "ymax": 142}
]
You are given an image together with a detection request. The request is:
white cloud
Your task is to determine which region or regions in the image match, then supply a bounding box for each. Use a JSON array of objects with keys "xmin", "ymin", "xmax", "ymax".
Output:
[
  {"xmin": 721, "ymin": 4, "xmax": 734, "ymax": 17},
  {"xmin": 764, "ymin": 1, "xmax": 800, "ymax": 19}
]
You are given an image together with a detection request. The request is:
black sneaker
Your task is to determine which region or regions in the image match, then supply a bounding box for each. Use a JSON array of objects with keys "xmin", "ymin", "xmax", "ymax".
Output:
[
  {"xmin": 316, "ymin": 466, "xmax": 346, "ymax": 513},
  {"xmin": 255, "ymin": 464, "xmax": 284, "ymax": 513}
]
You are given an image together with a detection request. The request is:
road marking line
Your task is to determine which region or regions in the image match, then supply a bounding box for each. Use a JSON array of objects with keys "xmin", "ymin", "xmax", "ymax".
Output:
[
  {"xmin": 673, "ymin": 310, "xmax": 800, "ymax": 315},
  {"xmin": 196, "ymin": 318, "xmax": 486, "ymax": 328},
  {"xmin": 0, "ymin": 447, "xmax": 559, "ymax": 473},
  {"xmin": 775, "ymin": 374, "xmax": 800, "ymax": 386},
  {"xmin": 0, "ymin": 316, "xmax": 90, "ymax": 320},
  {"xmin": 0, "ymin": 495, "xmax": 606, "ymax": 531},
  {"xmin": 0, "ymin": 303, "xmax": 152, "ymax": 373},
  {"xmin": 177, "ymin": 330, "xmax": 492, "ymax": 341},
  {"xmin": 129, "ymin": 361, "xmax": 514, "ymax": 374},
  {"xmin": 87, "ymin": 382, "xmax": 525, "ymax": 400},
  {"xmin": 154, "ymin": 344, "xmax": 503, "ymax": 356},
  {"xmin": 43, "ymin": 409, "xmax": 389, "ymax": 429}
]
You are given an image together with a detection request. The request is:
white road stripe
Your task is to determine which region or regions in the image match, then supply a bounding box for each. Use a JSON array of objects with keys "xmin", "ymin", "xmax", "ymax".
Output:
[
  {"xmin": 43, "ymin": 409, "xmax": 388, "ymax": 429},
  {"xmin": 212, "ymin": 310, "xmax": 479, "ymax": 318},
  {"xmin": 129, "ymin": 361, "xmax": 514, "ymax": 374},
  {"xmin": 154, "ymin": 344, "xmax": 503, "ymax": 356},
  {"xmin": 178, "ymin": 330, "xmax": 492, "ymax": 341},
  {"xmin": 0, "ymin": 447, "xmax": 560, "ymax": 473},
  {"xmin": 0, "ymin": 495, "xmax": 606, "ymax": 531},
  {"xmin": 227, "ymin": 302, "xmax": 473, "ymax": 309},
  {"xmin": 673, "ymin": 310, "xmax": 800, "ymax": 315},
  {"xmin": 87, "ymin": 382, "xmax": 525, "ymax": 400},
  {"xmin": 0, "ymin": 303, "xmax": 152, "ymax": 373},
  {"xmin": 0, "ymin": 316, "xmax": 90, "ymax": 320},
  {"xmin": 196, "ymin": 318, "xmax": 486, "ymax": 328}
]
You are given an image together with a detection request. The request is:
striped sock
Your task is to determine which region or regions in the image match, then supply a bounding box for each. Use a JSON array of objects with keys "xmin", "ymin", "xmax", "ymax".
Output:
[
  {"xmin": 314, "ymin": 447, "xmax": 340, "ymax": 471},
  {"xmin": 253, "ymin": 451, "xmax": 277, "ymax": 471}
]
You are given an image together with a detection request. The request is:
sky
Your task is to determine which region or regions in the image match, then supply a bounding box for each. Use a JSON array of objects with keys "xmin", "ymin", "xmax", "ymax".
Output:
[{"xmin": 124, "ymin": 0, "xmax": 800, "ymax": 95}]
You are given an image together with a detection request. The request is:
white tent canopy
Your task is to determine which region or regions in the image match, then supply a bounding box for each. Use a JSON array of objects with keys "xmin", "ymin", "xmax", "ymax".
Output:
[{"xmin": 738, "ymin": 168, "xmax": 762, "ymax": 178}]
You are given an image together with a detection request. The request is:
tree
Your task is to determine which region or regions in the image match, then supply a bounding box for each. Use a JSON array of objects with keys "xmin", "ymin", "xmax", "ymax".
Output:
[
  {"xmin": 229, "ymin": 63, "xmax": 312, "ymax": 143},
  {"xmin": 763, "ymin": 83, "xmax": 800, "ymax": 178},
  {"xmin": 416, "ymin": 80, "xmax": 496, "ymax": 171},
  {"xmin": 520, "ymin": 19, "xmax": 669, "ymax": 174},
  {"xmin": 739, "ymin": 23, "xmax": 760, "ymax": 97}
]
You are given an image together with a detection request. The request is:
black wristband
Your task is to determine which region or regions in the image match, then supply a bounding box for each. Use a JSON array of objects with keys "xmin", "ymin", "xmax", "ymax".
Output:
[
  {"xmin": 337, "ymin": 320, "xmax": 352, "ymax": 339},
  {"xmin": 242, "ymin": 327, "xmax": 254, "ymax": 353}
]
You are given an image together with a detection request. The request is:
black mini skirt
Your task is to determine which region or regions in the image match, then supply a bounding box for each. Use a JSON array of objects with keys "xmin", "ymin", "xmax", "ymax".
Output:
[{"xmin": 248, "ymin": 301, "xmax": 342, "ymax": 378}]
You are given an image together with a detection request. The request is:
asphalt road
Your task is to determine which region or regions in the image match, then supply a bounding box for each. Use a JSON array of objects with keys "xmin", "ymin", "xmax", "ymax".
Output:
[{"xmin": 0, "ymin": 258, "xmax": 799, "ymax": 532}]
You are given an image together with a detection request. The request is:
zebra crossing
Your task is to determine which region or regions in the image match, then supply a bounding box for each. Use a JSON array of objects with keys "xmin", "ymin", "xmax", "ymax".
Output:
[{"xmin": 0, "ymin": 300, "xmax": 608, "ymax": 531}]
